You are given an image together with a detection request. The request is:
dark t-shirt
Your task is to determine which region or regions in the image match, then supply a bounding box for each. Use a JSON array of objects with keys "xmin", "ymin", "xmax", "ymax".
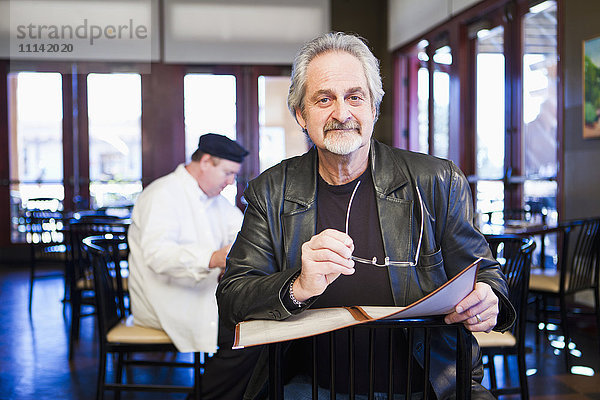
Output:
[
  {"xmin": 313, "ymin": 166, "xmax": 393, "ymax": 307},
  {"xmin": 307, "ymin": 166, "xmax": 425, "ymax": 394}
]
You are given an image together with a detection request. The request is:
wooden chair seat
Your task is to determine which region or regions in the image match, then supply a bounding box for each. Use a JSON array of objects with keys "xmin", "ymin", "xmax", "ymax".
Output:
[
  {"xmin": 107, "ymin": 315, "xmax": 172, "ymax": 344},
  {"xmin": 529, "ymin": 269, "xmax": 560, "ymax": 292},
  {"xmin": 473, "ymin": 331, "xmax": 516, "ymax": 348},
  {"xmin": 76, "ymin": 277, "xmax": 95, "ymax": 290}
]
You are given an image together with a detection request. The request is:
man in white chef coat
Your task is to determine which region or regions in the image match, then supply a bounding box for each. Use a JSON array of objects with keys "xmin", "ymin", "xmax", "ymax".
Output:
[{"xmin": 128, "ymin": 133, "xmax": 259, "ymax": 400}]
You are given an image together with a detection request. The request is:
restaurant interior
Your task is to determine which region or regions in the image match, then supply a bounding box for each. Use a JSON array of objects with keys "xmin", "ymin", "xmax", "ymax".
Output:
[{"xmin": 1, "ymin": 0, "xmax": 600, "ymax": 399}]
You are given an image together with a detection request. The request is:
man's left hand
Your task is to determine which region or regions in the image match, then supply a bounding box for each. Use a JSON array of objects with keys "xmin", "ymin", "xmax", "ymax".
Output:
[{"xmin": 444, "ymin": 282, "xmax": 499, "ymax": 333}]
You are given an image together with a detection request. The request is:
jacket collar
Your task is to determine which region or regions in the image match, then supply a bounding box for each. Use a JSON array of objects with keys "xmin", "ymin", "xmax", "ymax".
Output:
[
  {"xmin": 370, "ymin": 139, "xmax": 409, "ymax": 196},
  {"xmin": 283, "ymin": 146, "xmax": 319, "ymax": 207},
  {"xmin": 284, "ymin": 139, "xmax": 409, "ymax": 206}
]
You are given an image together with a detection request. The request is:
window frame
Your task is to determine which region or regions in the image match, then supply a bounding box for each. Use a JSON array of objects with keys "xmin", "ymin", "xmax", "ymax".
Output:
[{"xmin": 393, "ymin": 0, "xmax": 563, "ymax": 220}]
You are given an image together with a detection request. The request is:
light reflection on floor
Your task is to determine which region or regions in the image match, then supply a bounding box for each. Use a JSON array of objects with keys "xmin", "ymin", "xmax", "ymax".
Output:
[
  {"xmin": 571, "ymin": 366, "xmax": 595, "ymax": 376},
  {"xmin": 526, "ymin": 368, "xmax": 538, "ymax": 376}
]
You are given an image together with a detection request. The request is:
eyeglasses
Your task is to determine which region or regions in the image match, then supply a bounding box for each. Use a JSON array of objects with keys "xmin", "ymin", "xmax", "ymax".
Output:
[{"xmin": 345, "ymin": 180, "xmax": 424, "ymax": 267}]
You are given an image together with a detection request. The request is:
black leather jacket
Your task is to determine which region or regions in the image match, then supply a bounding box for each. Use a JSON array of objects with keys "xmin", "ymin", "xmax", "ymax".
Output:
[{"xmin": 217, "ymin": 140, "xmax": 515, "ymax": 399}]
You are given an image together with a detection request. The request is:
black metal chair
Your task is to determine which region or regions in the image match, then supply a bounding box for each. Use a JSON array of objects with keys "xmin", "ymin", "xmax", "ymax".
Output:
[
  {"xmin": 268, "ymin": 316, "xmax": 472, "ymax": 400},
  {"xmin": 478, "ymin": 235, "xmax": 536, "ymax": 399},
  {"xmin": 84, "ymin": 235, "xmax": 202, "ymax": 400},
  {"xmin": 66, "ymin": 218, "xmax": 129, "ymax": 359},
  {"xmin": 529, "ymin": 217, "xmax": 600, "ymax": 371},
  {"xmin": 25, "ymin": 210, "xmax": 67, "ymax": 312}
]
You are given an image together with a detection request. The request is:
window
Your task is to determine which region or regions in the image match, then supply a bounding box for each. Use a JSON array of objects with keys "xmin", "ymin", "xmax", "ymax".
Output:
[
  {"xmin": 432, "ymin": 45, "xmax": 451, "ymax": 159},
  {"xmin": 394, "ymin": 0, "xmax": 560, "ymax": 236},
  {"xmin": 87, "ymin": 73, "xmax": 142, "ymax": 210},
  {"xmin": 412, "ymin": 41, "xmax": 451, "ymax": 157},
  {"xmin": 258, "ymin": 75, "xmax": 309, "ymax": 172},
  {"xmin": 521, "ymin": 0, "xmax": 559, "ymax": 268},
  {"xmin": 522, "ymin": 0, "xmax": 558, "ymax": 223},
  {"xmin": 184, "ymin": 73, "xmax": 237, "ymax": 205},
  {"xmin": 8, "ymin": 72, "xmax": 63, "ymax": 242},
  {"xmin": 416, "ymin": 68, "xmax": 430, "ymax": 154},
  {"xmin": 417, "ymin": 44, "xmax": 430, "ymax": 154},
  {"xmin": 475, "ymin": 25, "xmax": 506, "ymax": 219}
]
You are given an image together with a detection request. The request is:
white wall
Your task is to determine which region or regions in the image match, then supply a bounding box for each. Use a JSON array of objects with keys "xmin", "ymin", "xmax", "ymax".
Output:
[
  {"xmin": 0, "ymin": 0, "xmax": 329, "ymax": 65},
  {"xmin": 388, "ymin": 0, "xmax": 482, "ymax": 50},
  {"xmin": 164, "ymin": 0, "xmax": 328, "ymax": 64}
]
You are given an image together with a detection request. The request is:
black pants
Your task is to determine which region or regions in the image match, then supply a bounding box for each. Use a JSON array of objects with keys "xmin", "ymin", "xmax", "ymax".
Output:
[{"xmin": 201, "ymin": 324, "xmax": 262, "ymax": 400}]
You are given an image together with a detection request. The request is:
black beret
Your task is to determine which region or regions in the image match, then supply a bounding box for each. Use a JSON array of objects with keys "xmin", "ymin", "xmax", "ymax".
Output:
[{"xmin": 197, "ymin": 133, "xmax": 249, "ymax": 163}]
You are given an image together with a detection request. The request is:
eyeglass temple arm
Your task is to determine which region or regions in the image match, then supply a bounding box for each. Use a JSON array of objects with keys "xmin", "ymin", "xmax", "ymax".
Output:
[
  {"xmin": 345, "ymin": 181, "xmax": 425, "ymax": 268},
  {"xmin": 345, "ymin": 180, "xmax": 361, "ymax": 236}
]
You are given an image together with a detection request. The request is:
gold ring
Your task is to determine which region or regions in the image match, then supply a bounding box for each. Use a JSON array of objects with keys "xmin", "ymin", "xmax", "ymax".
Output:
[{"xmin": 476, "ymin": 314, "xmax": 482, "ymax": 323}]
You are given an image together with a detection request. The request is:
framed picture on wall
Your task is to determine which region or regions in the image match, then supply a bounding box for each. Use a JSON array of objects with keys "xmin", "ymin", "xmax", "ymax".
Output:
[{"xmin": 583, "ymin": 35, "xmax": 600, "ymax": 139}]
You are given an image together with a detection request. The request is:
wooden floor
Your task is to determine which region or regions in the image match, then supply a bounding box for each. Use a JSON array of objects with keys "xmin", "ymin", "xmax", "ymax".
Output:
[{"xmin": 1, "ymin": 263, "xmax": 599, "ymax": 400}]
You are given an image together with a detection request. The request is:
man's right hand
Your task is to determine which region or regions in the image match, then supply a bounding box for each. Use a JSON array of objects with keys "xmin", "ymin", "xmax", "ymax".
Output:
[
  {"xmin": 293, "ymin": 229, "xmax": 355, "ymax": 302},
  {"xmin": 209, "ymin": 243, "xmax": 233, "ymax": 270}
]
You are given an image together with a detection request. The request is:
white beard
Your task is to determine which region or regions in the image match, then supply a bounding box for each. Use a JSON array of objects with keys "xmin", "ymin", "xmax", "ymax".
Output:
[{"xmin": 323, "ymin": 131, "xmax": 362, "ymax": 155}]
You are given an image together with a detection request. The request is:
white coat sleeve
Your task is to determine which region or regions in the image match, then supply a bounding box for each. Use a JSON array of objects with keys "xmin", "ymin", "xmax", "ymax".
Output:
[{"xmin": 133, "ymin": 188, "xmax": 217, "ymax": 282}]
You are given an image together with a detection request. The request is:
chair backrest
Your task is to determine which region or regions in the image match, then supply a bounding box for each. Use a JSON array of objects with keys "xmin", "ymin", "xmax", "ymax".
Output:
[
  {"xmin": 67, "ymin": 220, "xmax": 129, "ymax": 289},
  {"xmin": 83, "ymin": 235, "xmax": 129, "ymax": 338},
  {"xmin": 485, "ymin": 235, "xmax": 536, "ymax": 339},
  {"xmin": 268, "ymin": 317, "xmax": 472, "ymax": 400},
  {"xmin": 560, "ymin": 217, "xmax": 600, "ymax": 294}
]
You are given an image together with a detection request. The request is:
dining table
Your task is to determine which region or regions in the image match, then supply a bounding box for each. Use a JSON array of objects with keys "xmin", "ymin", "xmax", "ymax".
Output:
[{"xmin": 479, "ymin": 219, "xmax": 561, "ymax": 270}]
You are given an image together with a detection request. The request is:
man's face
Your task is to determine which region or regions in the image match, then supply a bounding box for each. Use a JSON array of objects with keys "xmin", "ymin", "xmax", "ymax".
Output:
[
  {"xmin": 295, "ymin": 51, "xmax": 376, "ymax": 156},
  {"xmin": 200, "ymin": 156, "xmax": 241, "ymax": 198}
]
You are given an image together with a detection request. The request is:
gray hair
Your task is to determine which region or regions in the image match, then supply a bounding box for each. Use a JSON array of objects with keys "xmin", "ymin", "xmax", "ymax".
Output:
[{"xmin": 287, "ymin": 32, "xmax": 385, "ymax": 123}]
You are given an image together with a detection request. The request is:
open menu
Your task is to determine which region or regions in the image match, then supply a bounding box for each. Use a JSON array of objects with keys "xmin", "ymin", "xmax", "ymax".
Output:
[{"xmin": 232, "ymin": 258, "xmax": 482, "ymax": 349}]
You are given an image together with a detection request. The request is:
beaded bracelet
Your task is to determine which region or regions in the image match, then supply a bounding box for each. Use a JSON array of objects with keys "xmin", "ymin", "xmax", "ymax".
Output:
[{"xmin": 289, "ymin": 274, "xmax": 304, "ymax": 307}]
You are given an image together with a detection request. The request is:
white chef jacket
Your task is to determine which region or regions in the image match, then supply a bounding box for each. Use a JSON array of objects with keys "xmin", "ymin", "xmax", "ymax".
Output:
[{"xmin": 127, "ymin": 164, "xmax": 243, "ymax": 352}]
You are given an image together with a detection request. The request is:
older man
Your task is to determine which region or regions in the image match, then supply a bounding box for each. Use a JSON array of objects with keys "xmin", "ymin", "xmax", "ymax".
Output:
[{"xmin": 217, "ymin": 33, "xmax": 514, "ymax": 399}]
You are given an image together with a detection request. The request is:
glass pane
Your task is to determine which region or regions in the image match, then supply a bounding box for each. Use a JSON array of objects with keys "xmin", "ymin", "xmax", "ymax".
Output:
[
  {"xmin": 522, "ymin": 0, "xmax": 558, "ymax": 206},
  {"xmin": 522, "ymin": 1, "xmax": 559, "ymax": 268},
  {"xmin": 474, "ymin": 25, "xmax": 505, "ymax": 221},
  {"xmin": 432, "ymin": 46, "xmax": 451, "ymax": 159},
  {"xmin": 432, "ymin": 69, "xmax": 449, "ymax": 159},
  {"xmin": 476, "ymin": 25, "xmax": 505, "ymax": 180},
  {"xmin": 8, "ymin": 72, "xmax": 64, "ymax": 243},
  {"xmin": 184, "ymin": 74, "xmax": 237, "ymax": 205},
  {"xmin": 417, "ymin": 67, "xmax": 429, "ymax": 154},
  {"xmin": 88, "ymin": 73, "xmax": 142, "ymax": 210},
  {"xmin": 258, "ymin": 75, "xmax": 309, "ymax": 172}
]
